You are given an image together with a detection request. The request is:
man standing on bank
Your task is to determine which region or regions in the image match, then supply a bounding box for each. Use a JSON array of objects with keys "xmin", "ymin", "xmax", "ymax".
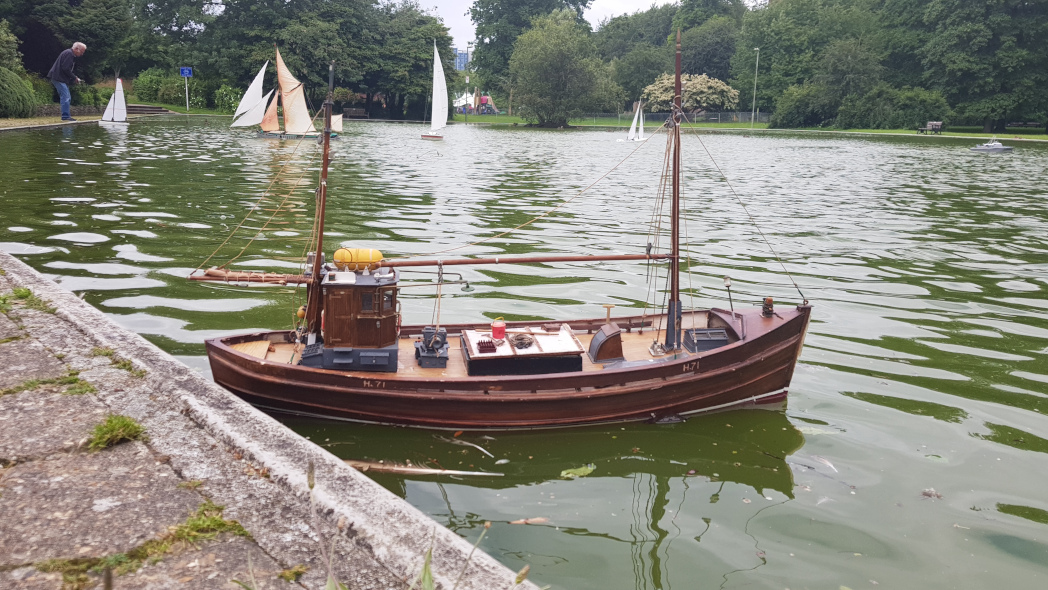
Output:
[{"xmin": 47, "ymin": 42, "xmax": 87, "ymax": 122}]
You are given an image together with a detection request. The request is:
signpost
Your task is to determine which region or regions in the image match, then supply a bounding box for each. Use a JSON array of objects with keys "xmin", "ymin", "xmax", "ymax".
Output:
[{"xmin": 179, "ymin": 67, "xmax": 193, "ymax": 112}]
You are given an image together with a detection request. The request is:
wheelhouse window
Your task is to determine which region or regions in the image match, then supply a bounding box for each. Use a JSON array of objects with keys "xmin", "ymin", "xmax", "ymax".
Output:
[{"xmin": 361, "ymin": 292, "xmax": 374, "ymax": 311}]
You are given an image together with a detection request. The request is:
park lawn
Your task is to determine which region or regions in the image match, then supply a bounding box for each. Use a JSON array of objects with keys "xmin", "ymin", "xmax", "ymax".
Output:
[
  {"xmin": 0, "ymin": 114, "xmax": 100, "ymax": 128},
  {"xmin": 818, "ymin": 127, "xmax": 1048, "ymax": 140}
]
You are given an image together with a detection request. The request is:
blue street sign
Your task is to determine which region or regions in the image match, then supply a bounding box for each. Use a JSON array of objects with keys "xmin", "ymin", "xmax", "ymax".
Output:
[{"xmin": 180, "ymin": 67, "xmax": 193, "ymax": 78}]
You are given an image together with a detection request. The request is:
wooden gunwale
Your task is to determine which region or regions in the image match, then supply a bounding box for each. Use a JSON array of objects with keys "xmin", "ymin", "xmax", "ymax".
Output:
[
  {"xmin": 209, "ymin": 307, "xmax": 806, "ymax": 392},
  {"xmin": 207, "ymin": 329, "xmax": 803, "ymax": 428},
  {"xmin": 206, "ymin": 306, "xmax": 809, "ymax": 427}
]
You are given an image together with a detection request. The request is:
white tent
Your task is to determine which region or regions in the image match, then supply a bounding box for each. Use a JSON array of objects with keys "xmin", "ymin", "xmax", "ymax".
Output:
[{"xmin": 453, "ymin": 91, "xmax": 472, "ymax": 108}]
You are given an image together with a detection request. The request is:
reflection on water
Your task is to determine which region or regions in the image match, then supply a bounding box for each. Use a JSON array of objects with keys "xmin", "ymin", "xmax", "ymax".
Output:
[
  {"xmin": 284, "ymin": 409, "xmax": 802, "ymax": 590},
  {"xmin": 2, "ymin": 118, "xmax": 1048, "ymax": 588}
]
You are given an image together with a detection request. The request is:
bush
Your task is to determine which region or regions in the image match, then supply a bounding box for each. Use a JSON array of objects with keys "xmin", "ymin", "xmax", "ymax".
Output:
[
  {"xmin": 836, "ymin": 84, "xmax": 951, "ymax": 129},
  {"xmin": 768, "ymin": 83, "xmax": 837, "ymax": 128},
  {"xmin": 132, "ymin": 67, "xmax": 166, "ymax": 101},
  {"xmin": 0, "ymin": 66, "xmax": 34, "ymax": 117},
  {"xmin": 0, "ymin": 19, "xmax": 23, "ymax": 74},
  {"xmin": 26, "ymin": 73, "xmax": 54, "ymax": 104},
  {"xmin": 70, "ymin": 84, "xmax": 102, "ymax": 106},
  {"xmin": 213, "ymin": 84, "xmax": 240, "ymax": 113},
  {"xmin": 97, "ymin": 86, "xmax": 114, "ymax": 105}
]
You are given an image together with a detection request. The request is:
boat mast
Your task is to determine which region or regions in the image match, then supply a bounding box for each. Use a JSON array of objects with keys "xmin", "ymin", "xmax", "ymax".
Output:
[
  {"xmin": 304, "ymin": 62, "xmax": 335, "ymax": 334},
  {"xmin": 665, "ymin": 30, "xmax": 683, "ymax": 351}
]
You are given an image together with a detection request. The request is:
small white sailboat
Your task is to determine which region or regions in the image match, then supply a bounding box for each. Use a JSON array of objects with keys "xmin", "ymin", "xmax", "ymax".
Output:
[
  {"xmin": 970, "ymin": 136, "xmax": 1013, "ymax": 153},
  {"xmin": 422, "ymin": 41, "xmax": 448, "ymax": 140},
  {"xmin": 620, "ymin": 101, "xmax": 646, "ymax": 142},
  {"xmin": 99, "ymin": 78, "xmax": 127, "ymax": 125}
]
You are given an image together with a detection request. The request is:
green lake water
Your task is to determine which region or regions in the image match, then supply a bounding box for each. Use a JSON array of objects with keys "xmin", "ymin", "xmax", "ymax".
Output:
[{"xmin": 2, "ymin": 118, "xmax": 1048, "ymax": 589}]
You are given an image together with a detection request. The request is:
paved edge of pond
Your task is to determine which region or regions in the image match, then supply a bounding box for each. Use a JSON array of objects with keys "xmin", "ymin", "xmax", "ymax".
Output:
[{"xmin": 0, "ymin": 251, "xmax": 537, "ymax": 590}]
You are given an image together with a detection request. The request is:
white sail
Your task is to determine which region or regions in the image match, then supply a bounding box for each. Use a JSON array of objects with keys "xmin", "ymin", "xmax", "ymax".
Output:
[
  {"xmin": 330, "ymin": 113, "xmax": 342, "ymax": 132},
  {"xmin": 232, "ymin": 89, "xmax": 274, "ymax": 127},
  {"xmin": 638, "ymin": 103, "xmax": 644, "ymax": 140},
  {"xmin": 102, "ymin": 78, "xmax": 127, "ymax": 123},
  {"xmin": 276, "ymin": 48, "xmax": 315, "ymax": 134},
  {"xmin": 430, "ymin": 42, "xmax": 448, "ymax": 133},
  {"xmin": 626, "ymin": 102, "xmax": 640, "ymax": 141},
  {"xmin": 101, "ymin": 90, "xmax": 115, "ymax": 121},
  {"xmin": 233, "ymin": 61, "xmax": 269, "ymax": 123}
]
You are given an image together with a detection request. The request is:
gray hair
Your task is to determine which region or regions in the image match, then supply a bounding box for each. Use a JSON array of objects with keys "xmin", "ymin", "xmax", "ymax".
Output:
[{"xmin": 72, "ymin": 42, "xmax": 86, "ymax": 52}]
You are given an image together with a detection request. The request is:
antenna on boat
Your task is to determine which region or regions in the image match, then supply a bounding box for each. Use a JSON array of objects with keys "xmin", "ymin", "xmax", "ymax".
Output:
[
  {"xmin": 303, "ymin": 61, "xmax": 336, "ymax": 335},
  {"xmin": 665, "ymin": 29, "xmax": 683, "ymax": 352}
]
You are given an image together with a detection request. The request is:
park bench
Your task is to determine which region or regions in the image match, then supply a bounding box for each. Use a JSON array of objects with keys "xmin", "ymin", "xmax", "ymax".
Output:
[
  {"xmin": 343, "ymin": 107, "xmax": 368, "ymax": 119},
  {"xmin": 917, "ymin": 121, "xmax": 943, "ymax": 134}
]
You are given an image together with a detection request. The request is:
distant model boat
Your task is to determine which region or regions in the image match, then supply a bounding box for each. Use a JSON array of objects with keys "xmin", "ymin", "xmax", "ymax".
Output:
[
  {"xmin": 99, "ymin": 79, "xmax": 127, "ymax": 125},
  {"xmin": 422, "ymin": 41, "xmax": 448, "ymax": 140},
  {"xmin": 622, "ymin": 101, "xmax": 645, "ymax": 142},
  {"xmin": 970, "ymin": 136, "xmax": 1013, "ymax": 152},
  {"xmin": 231, "ymin": 49, "xmax": 341, "ymax": 138}
]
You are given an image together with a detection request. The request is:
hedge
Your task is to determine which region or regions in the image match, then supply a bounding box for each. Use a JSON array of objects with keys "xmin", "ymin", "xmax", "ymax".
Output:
[{"xmin": 0, "ymin": 66, "xmax": 34, "ymax": 117}]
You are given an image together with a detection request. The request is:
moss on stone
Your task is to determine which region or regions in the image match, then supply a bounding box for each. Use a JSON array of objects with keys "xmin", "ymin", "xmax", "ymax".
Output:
[{"xmin": 86, "ymin": 414, "xmax": 148, "ymax": 451}]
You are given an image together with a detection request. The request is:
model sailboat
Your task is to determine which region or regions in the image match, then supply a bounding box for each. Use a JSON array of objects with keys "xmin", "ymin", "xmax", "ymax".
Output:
[
  {"xmin": 622, "ymin": 101, "xmax": 645, "ymax": 142},
  {"xmin": 422, "ymin": 41, "xmax": 448, "ymax": 140},
  {"xmin": 190, "ymin": 35, "xmax": 811, "ymax": 430},
  {"xmin": 230, "ymin": 49, "xmax": 341, "ymax": 137},
  {"xmin": 99, "ymin": 78, "xmax": 127, "ymax": 125}
]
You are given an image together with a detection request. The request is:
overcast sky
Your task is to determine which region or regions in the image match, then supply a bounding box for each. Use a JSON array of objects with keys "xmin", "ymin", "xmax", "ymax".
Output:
[{"xmin": 428, "ymin": 0, "xmax": 678, "ymax": 50}]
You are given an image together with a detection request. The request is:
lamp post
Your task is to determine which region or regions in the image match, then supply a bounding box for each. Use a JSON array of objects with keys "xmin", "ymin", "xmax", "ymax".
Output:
[
  {"xmin": 465, "ymin": 42, "xmax": 474, "ymax": 123},
  {"xmin": 751, "ymin": 48, "xmax": 760, "ymax": 129}
]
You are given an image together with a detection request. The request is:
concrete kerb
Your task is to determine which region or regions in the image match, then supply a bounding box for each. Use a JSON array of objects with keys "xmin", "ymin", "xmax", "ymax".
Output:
[{"xmin": 0, "ymin": 251, "xmax": 537, "ymax": 590}]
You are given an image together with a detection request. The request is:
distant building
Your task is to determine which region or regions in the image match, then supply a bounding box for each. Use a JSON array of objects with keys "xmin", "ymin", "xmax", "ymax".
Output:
[{"xmin": 453, "ymin": 47, "xmax": 470, "ymax": 71}]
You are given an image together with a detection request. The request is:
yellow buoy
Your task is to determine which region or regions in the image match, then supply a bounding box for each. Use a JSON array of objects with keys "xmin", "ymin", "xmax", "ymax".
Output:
[
  {"xmin": 296, "ymin": 305, "xmax": 306, "ymax": 319},
  {"xmin": 333, "ymin": 248, "xmax": 383, "ymax": 271}
]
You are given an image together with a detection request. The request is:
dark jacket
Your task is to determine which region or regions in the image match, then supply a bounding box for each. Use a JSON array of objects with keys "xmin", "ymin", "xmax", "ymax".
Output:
[{"xmin": 47, "ymin": 49, "xmax": 77, "ymax": 85}]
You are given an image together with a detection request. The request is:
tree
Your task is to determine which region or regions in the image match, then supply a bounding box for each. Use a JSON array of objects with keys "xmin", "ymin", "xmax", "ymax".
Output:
[
  {"xmin": 370, "ymin": 1, "xmax": 454, "ymax": 119},
  {"xmin": 613, "ymin": 43, "xmax": 670, "ymax": 103},
  {"xmin": 729, "ymin": 0, "xmax": 883, "ymax": 118},
  {"xmin": 672, "ymin": 0, "xmax": 745, "ymax": 33},
  {"xmin": 641, "ymin": 72, "xmax": 739, "ymax": 112},
  {"xmin": 594, "ymin": 3, "xmax": 677, "ymax": 60},
  {"xmin": 509, "ymin": 9, "xmax": 621, "ymax": 126},
  {"xmin": 679, "ymin": 15, "xmax": 736, "ymax": 81},
  {"xmin": 813, "ymin": 38, "xmax": 884, "ymax": 101},
  {"xmin": 919, "ymin": 0, "xmax": 1048, "ymax": 130},
  {"xmin": 0, "ymin": 19, "xmax": 23, "ymax": 73},
  {"xmin": 469, "ymin": 0, "xmax": 591, "ymax": 89}
]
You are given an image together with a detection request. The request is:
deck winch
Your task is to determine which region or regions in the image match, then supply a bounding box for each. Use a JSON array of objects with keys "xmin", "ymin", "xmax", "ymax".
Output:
[{"xmin": 414, "ymin": 326, "xmax": 449, "ymax": 368}]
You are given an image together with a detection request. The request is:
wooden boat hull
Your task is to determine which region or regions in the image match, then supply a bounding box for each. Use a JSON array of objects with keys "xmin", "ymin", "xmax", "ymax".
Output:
[{"xmin": 206, "ymin": 305, "xmax": 810, "ymax": 430}]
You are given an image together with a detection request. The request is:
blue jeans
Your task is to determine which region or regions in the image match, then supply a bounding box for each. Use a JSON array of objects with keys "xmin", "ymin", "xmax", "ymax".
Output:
[{"xmin": 51, "ymin": 80, "xmax": 71, "ymax": 119}]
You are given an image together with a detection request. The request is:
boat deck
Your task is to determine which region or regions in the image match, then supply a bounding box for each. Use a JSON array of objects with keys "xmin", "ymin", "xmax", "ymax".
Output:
[{"xmin": 229, "ymin": 313, "xmax": 714, "ymax": 379}]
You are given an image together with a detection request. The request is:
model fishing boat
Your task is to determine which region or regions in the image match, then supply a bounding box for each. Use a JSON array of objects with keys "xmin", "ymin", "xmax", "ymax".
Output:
[
  {"xmin": 422, "ymin": 41, "xmax": 448, "ymax": 140},
  {"xmin": 191, "ymin": 38, "xmax": 811, "ymax": 430},
  {"xmin": 98, "ymin": 78, "xmax": 127, "ymax": 125},
  {"xmin": 230, "ymin": 48, "xmax": 341, "ymax": 138}
]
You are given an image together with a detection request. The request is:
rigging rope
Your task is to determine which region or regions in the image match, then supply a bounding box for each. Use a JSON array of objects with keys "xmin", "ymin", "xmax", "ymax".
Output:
[
  {"xmin": 384, "ymin": 124, "xmax": 667, "ymax": 261},
  {"xmin": 193, "ymin": 106, "xmax": 328, "ymax": 273},
  {"xmin": 680, "ymin": 113, "xmax": 809, "ymax": 303}
]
